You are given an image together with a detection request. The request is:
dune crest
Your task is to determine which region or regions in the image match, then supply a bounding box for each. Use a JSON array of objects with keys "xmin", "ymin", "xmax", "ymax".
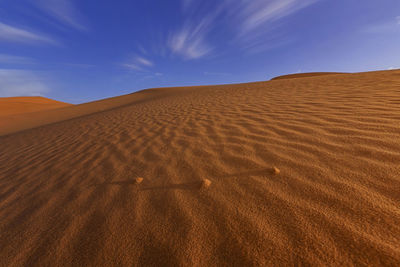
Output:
[
  {"xmin": 0, "ymin": 96, "xmax": 71, "ymax": 117},
  {"xmin": 271, "ymin": 72, "xmax": 346, "ymax": 80},
  {"xmin": 0, "ymin": 70, "xmax": 400, "ymax": 266}
]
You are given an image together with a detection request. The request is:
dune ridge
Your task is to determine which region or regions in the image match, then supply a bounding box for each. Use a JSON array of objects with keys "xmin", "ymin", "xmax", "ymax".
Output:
[
  {"xmin": 271, "ymin": 72, "xmax": 346, "ymax": 80},
  {"xmin": 0, "ymin": 70, "xmax": 399, "ymax": 266},
  {"xmin": 0, "ymin": 96, "xmax": 72, "ymax": 135},
  {"xmin": 0, "ymin": 88, "xmax": 192, "ymax": 137},
  {"xmin": 0, "ymin": 96, "xmax": 71, "ymax": 117}
]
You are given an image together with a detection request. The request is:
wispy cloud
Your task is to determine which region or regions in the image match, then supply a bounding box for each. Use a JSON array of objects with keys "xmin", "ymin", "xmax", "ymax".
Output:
[
  {"xmin": 168, "ymin": 2, "xmax": 223, "ymax": 60},
  {"xmin": 136, "ymin": 57, "xmax": 153, "ymax": 67},
  {"xmin": 363, "ymin": 16, "xmax": 400, "ymax": 34},
  {"xmin": 122, "ymin": 56, "xmax": 154, "ymax": 71},
  {"xmin": 0, "ymin": 22, "xmax": 56, "ymax": 44},
  {"xmin": 204, "ymin": 71, "xmax": 232, "ymax": 76},
  {"xmin": 229, "ymin": 0, "xmax": 317, "ymax": 52},
  {"xmin": 0, "ymin": 69, "xmax": 49, "ymax": 97},
  {"xmin": 34, "ymin": 0, "xmax": 87, "ymax": 31},
  {"xmin": 141, "ymin": 72, "xmax": 164, "ymax": 80},
  {"xmin": 171, "ymin": 0, "xmax": 319, "ymax": 58},
  {"xmin": 234, "ymin": 0, "xmax": 317, "ymax": 34},
  {"xmin": 0, "ymin": 54, "xmax": 35, "ymax": 65},
  {"xmin": 168, "ymin": 22, "xmax": 213, "ymax": 60}
]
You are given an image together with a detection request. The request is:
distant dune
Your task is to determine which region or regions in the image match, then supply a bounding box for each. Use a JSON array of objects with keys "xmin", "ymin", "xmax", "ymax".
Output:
[
  {"xmin": 0, "ymin": 70, "xmax": 399, "ymax": 266},
  {"xmin": 0, "ymin": 97, "xmax": 72, "ymax": 136},
  {"xmin": 271, "ymin": 72, "xmax": 346, "ymax": 80},
  {"xmin": 0, "ymin": 96, "xmax": 71, "ymax": 117}
]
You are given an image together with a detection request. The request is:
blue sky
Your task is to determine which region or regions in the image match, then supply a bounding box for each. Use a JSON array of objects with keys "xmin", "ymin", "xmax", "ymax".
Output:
[{"xmin": 0, "ymin": 0, "xmax": 399, "ymax": 103}]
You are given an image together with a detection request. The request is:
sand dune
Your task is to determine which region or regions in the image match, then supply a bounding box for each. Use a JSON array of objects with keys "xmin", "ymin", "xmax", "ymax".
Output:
[
  {"xmin": 271, "ymin": 72, "xmax": 346, "ymax": 80},
  {"xmin": 0, "ymin": 96, "xmax": 71, "ymax": 117},
  {"xmin": 0, "ymin": 97, "xmax": 72, "ymax": 135},
  {"xmin": 0, "ymin": 88, "xmax": 190, "ymax": 137},
  {"xmin": 0, "ymin": 70, "xmax": 400, "ymax": 266}
]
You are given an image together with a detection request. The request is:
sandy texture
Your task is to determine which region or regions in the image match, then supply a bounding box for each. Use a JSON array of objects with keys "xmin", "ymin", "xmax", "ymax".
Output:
[
  {"xmin": 0, "ymin": 70, "xmax": 400, "ymax": 266},
  {"xmin": 271, "ymin": 72, "xmax": 346, "ymax": 80},
  {"xmin": 0, "ymin": 97, "xmax": 71, "ymax": 117},
  {"xmin": 0, "ymin": 97, "xmax": 72, "ymax": 135}
]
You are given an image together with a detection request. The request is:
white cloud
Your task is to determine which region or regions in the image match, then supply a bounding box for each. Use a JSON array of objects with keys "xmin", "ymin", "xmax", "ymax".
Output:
[
  {"xmin": 122, "ymin": 56, "xmax": 154, "ymax": 71},
  {"xmin": 136, "ymin": 57, "xmax": 153, "ymax": 67},
  {"xmin": 174, "ymin": 0, "xmax": 319, "ymax": 57},
  {"xmin": 168, "ymin": 26, "xmax": 212, "ymax": 60},
  {"xmin": 168, "ymin": 1, "xmax": 229, "ymax": 60},
  {"xmin": 228, "ymin": 0, "xmax": 317, "ymax": 53},
  {"xmin": 0, "ymin": 22, "xmax": 56, "ymax": 44},
  {"xmin": 122, "ymin": 64, "xmax": 143, "ymax": 71},
  {"xmin": 141, "ymin": 72, "xmax": 164, "ymax": 80},
  {"xmin": 363, "ymin": 17, "xmax": 400, "ymax": 34},
  {"xmin": 34, "ymin": 0, "xmax": 87, "ymax": 31},
  {"xmin": 0, "ymin": 54, "xmax": 34, "ymax": 64},
  {"xmin": 0, "ymin": 69, "xmax": 49, "ymax": 97},
  {"xmin": 235, "ymin": 0, "xmax": 317, "ymax": 34},
  {"xmin": 168, "ymin": 9, "xmax": 218, "ymax": 60}
]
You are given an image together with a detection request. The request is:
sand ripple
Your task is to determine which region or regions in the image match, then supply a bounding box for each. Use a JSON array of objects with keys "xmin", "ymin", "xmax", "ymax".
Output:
[{"xmin": 0, "ymin": 70, "xmax": 400, "ymax": 266}]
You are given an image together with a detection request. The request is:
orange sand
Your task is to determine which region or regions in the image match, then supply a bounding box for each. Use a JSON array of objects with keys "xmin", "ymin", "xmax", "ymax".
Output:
[
  {"xmin": 0, "ymin": 97, "xmax": 72, "ymax": 134},
  {"xmin": 0, "ymin": 70, "xmax": 399, "ymax": 266},
  {"xmin": 271, "ymin": 72, "xmax": 346, "ymax": 80},
  {"xmin": 0, "ymin": 96, "xmax": 71, "ymax": 117}
]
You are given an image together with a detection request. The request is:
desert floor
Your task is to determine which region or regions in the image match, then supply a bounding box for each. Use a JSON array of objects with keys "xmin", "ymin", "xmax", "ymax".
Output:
[{"xmin": 0, "ymin": 70, "xmax": 399, "ymax": 266}]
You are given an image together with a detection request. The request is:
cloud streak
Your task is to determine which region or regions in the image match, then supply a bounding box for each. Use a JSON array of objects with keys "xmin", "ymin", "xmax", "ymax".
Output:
[
  {"xmin": 33, "ymin": 0, "xmax": 87, "ymax": 31},
  {"xmin": 229, "ymin": 0, "xmax": 318, "ymax": 52},
  {"xmin": 168, "ymin": 21, "xmax": 213, "ymax": 60},
  {"xmin": 0, "ymin": 69, "xmax": 49, "ymax": 97},
  {"xmin": 169, "ymin": 0, "xmax": 319, "ymax": 59},
  {"xmin": 363, "ymin": 16, "xmax": 400, "ymax": 34},
  {"xmin": 0, "ymin": 54, "xmax": 35, "ymax": 64},
  {"xmin": 0, "ymin": 22, "xmax": 56, "ymax": 44},
  {"xmin": 234, "ymin": 0, "xmax": 317, "ymax": 33},
  {"xmin": 168, "ymin": 2, "xmax": 225, "ymax": 60},
  {"xmin": 122, "ymin": 56, "xmax": 154, "ymax": 71}
]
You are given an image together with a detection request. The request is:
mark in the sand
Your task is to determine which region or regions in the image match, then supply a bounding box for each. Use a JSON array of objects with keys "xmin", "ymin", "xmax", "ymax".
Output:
[
  {"xmin": 135, "ymin": 177, "xmax": 144, "ymax": 184},
  {"xmin": 140, "ymin": 182, "xmax": 201, "ymax": 191},
  {"xmin": 201, "ymin": 179, "xmax": 212, "ymax": 188},
  {"xmin": 221, "ymin": 167, "xmax": 280, "ymax": 178},
  {"xmin": 273, "ymin": 167, "xmax": 280, "ymax": 175}
]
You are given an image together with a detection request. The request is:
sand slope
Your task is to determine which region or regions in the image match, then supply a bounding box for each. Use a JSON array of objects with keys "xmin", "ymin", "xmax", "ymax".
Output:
[
  {"xmin": 271, "ymin": 72, "xmax": 346, "ymax": 80},
  {"xmin": 0, "ymin": 70, "xmax": 399, "ymax": 266},
  {"xmin": 0, "ymin": 97, "xmax": 71, "ymax": 117},
  {"xmin": 0, "ymin": 97, "xmax": 72, "ymax": 135},
  {"xmin": 0, "ymin": 89, "xmax": 187, "ymax": 137}
]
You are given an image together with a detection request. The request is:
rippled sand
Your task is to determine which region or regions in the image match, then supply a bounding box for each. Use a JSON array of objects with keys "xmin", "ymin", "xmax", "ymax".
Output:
[{"xmin": 1, "ymin": 70, "xmax": 399, "ymax": 266}]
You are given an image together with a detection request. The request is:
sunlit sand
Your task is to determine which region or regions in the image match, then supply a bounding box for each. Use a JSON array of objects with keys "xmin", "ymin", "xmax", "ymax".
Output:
[{"xmin": 1, "ymin": 70, "xmax": 399, "ymax": 266}]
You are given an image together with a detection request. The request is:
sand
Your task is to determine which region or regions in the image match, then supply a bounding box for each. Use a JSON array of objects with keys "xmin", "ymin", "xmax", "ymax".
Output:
[
  {"xmin": 0, "ymin": 97, "xmax": 72, "ymax": 135},
  {"xmin": 0, "ymin": 70, "xmax": 399, "ymax": 266},
  {"xmin": 271, "ymin": 72, "xmax": 346, "ymax": 80},
  {"xmin": 0, "ymin": 96, "xmax": 71, "ymax": 117}
]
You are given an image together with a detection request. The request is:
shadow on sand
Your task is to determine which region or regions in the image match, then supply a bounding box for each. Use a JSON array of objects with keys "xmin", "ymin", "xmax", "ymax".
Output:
[
  {"xmin": 94, "ymin": 180, "xmax": 201, "ymax": 191},
  {"xmin": 140, "ymin": 182, "xmax": 201, "ymax": 191},
  {"xmin": 221, "ymin": 168, "xmax": 275, "ymax": 178}
]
